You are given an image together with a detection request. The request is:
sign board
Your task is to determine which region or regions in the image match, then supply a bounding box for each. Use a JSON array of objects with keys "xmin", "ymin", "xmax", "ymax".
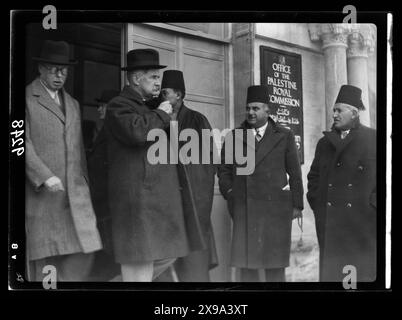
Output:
[{"xmin": 260, "ymin": 46, "xmax": 304, "ymax": 163}]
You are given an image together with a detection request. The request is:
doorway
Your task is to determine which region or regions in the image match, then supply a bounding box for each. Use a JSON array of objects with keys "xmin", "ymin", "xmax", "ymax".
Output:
[{"xmin": 25, "ymin": 23, "xmax": 122, "ymax": 151}]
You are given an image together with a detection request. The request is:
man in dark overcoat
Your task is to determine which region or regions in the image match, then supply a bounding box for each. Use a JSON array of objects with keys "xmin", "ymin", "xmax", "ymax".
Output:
[
  {"xmin": 154, "ymin": 70, "xmax": 218, "ymax": 282},
  {"xmin": 307, "ymin": 85, "xmax": 376, "ymax": 282},
  {"xmin": 86, "ymin": 89, "xmax": 120, "ymax": 281},
  {"xmin": 25, "ymin": 40, "xmax": 102, "ymax": 281},
  {"xmin": 104, "ymin": 49, "xmax": 205, "ymax": 281},
  {"xmin": 218, "ymin": 85, "xmax": 304, "ymax": 282},
  {"xmin": 83, "ymin": 89, "xmax": 119, "ymax": 155}
]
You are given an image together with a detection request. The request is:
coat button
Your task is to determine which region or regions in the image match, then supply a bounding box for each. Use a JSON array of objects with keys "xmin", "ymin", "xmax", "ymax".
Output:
[
  {"xmin": 347, "ymin": 203, "xmax": 352, "ymax": 208},
  {"xmin": 336, "ymin": 162, "xmax": 341, "ymax": 167},
  {"xmin": 328, "ymin": 183, "xmax": 332, "ymax": 187},
  {"xmin": 348, "ymin": 183, "xmax": 353, "ymax": 187},
  {"xmin": 327, "ymin": 202, "xmax": 332, "ymax": 207},
  {"xmin": 358, "ymin": 165, "xmax": 364, "ymax": 170}
]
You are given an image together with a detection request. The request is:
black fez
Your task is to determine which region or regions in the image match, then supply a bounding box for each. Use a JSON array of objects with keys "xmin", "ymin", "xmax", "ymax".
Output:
[
  {"xmin": 121, "ymin": 49, "xmax": 166, "ymax": 71},
  {"xmin": 246, "ymin": 85, "xmax": 269, "ymax": 104},
  {"xmin": 95, "ymin": 89, "xmax": 120, "ymax": 104},
  {"xmin": 33, "ymin": 40, "xmax": 77, "ymax": 65},
  {"xmin": 161, "ymin": 70, "xmax": 186, "ymax": 97},
  {"xmin": 335, "ymin": 85, "xmax": 365, "ymax": 110}
]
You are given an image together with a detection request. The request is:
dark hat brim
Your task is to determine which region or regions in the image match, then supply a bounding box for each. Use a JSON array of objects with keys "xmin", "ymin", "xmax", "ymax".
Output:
[
  {"xmin": 33, "ymin": 57, "xmax": 78, "ymax": 65},
  {"xmin": 121, "ymin": 64, "xmax": 167, "ymax": 71}
]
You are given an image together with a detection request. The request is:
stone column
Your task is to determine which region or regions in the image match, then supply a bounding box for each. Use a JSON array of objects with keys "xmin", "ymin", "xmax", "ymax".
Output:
[
  {"xmin": 347, "ymin": 25, "xmax": 376, "ymax": 127},
  {"xmin": 310, "ymin": 24, "xmax": 349, "ymax": 129}
]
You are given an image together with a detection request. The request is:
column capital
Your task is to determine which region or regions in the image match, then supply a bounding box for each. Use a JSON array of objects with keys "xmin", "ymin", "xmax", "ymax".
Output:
[
  {"xmin": 308, "ymin": 23, "xmax": 350, "ymax": 49},
  {"xmin": 347, "ymin": 24, "xmax": 376, "ymax": 58}
]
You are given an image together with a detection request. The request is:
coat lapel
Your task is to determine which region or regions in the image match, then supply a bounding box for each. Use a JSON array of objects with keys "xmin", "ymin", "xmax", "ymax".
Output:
[
  {"xmin": 33, "ymin": 79, "xmax": 65, "ymax": 124},
  {"xmin": 62, "ymin": 89, "xmax": 75, "ymax": 130},
  {"xmin": 323, "ymin": 124, "xmax": 360, "ymax": 162},
  {"xmin": 177, "ymin": 104, "xmax": 189, "ymax": 133},
  {"xmin": 92, "ymin": 126, "xmax": 106, "ymax": 150},
  {"xmin": 119, "ymin": 85, "xmax": 145, "ymax": 106},
  {"xmin": 254, "ymin": 120, "xmax": 285, "ymax": 167}
]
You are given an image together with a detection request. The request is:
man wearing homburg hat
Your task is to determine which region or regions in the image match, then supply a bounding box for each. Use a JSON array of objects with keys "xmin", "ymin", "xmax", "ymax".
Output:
[
  {"xmin": 218, "ymin": 85, "xmax": 304, "ymax": 282},
  {"xmin": 25, "ymin": 40, "xmax": 102, "ymax": 281},
  {"xmin": 104, "ymin": 49, "xmax": 205, "ymax": 281},
  {"xmin": 307, "ymin": 85, "xmax": 376, "ymax": 282},
  {"xmin": 83, "ymin": 89, "xmax": 119, "ymax": 155},
  {"xmin": 155, "ymin": 70, "xmax": 218, "ymax": 281},
  {"xmin": 86, "ymin": 89, "xmax": 121, "ymax": 281}
]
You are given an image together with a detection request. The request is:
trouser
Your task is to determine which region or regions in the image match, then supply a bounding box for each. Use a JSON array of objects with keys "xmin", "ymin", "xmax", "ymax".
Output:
[
  {"xmin": 27, "ymin": 252, "xmax": 95, "ymax": 282},
  {"xmin": 120, "ymin": 258, "xmax": 176, "ymax": 282},
  {"xmin": 155, "ymin": 249, "xmax": 210, "ymax": 282},
  {"xmin": 240, "ymin": 267, "xmax": 286, "ymax": 282}
]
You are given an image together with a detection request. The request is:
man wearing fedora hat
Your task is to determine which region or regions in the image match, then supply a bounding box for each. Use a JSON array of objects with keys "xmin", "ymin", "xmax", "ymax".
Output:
[
  {"xmin": 86, "ymin": 89, "xmax": 121, "ymax": 281},
  {"xmin": 83, "ymin": 89, "xmax": 120, "ymax": 154},
  {"xmin": 307, "ymin": 84, "xmax": 376, "ymax": 282},
  {"xmin": 104, "ymin": 49, "xmax": 205, "ymax": 281},
  {"xmin": 154, "ymin": 70, "xmax": 218, "ymax": 282},
  {"xmin": 25, "ymin": 40, "xmax": 102, "ymax": 281},
  {"xmin": 218, "ymin": 85, "xmax": 304, "ymax": 282}
]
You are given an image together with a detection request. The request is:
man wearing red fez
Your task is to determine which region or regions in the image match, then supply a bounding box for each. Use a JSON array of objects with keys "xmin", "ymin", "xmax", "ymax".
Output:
[
  {"xmin": 307, "ymin": 84, "xmax": 377, "ymax": 282},
  {"xmin": 218, "ymin": 85, "xmax": 304, "ymax": 282},
  {"xmin": 155, "ymin": 70, "xmax": 218, "ymax": 282}
]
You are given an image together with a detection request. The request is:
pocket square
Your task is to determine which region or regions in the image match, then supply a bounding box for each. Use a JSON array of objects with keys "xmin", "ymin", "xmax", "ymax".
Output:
[{"xmin": 282, "ymin": 184, "xmax": 290, "ymax": 191}]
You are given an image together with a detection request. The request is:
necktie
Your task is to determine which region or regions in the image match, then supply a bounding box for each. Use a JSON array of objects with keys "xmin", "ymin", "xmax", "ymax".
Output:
[
  {"xmin": 54, "ymin": 92, "xmax": 66, "ymax": 115},
  {"xmin": 53, "ymin": 92, "xmax": 60, "ymax": 105},
  {"xmin": 255, "ymin": 128, "xmax": 262, "ymax": 142}
]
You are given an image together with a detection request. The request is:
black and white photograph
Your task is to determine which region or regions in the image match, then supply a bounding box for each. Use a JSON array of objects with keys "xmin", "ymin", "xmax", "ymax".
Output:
[{"xmin": 8, "ymin": 8, "xmax": 392, "ymax": 298}]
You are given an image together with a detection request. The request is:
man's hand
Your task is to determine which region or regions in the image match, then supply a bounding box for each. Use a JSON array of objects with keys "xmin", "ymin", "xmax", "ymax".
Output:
[
  {"xmin": 44, "ymin": 176, "xmax": 65, "ymax": 192},
  {"xmin": 157, "ymin": 101, "xmax": 173, "ymax": 115},
  {"xmin": 292, "ymin": 208, "xmax": 302, "ymax": 220}
]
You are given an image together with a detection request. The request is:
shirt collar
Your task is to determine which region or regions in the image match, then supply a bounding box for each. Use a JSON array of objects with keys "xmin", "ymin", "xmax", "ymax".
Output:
[{"xmin": 255, "ymin": 121, "xmax": 269, "ymax": 137}]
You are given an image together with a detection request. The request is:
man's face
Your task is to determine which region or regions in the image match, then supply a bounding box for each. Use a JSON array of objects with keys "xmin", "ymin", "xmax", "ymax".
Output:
[
  {"xmin": 138, "ymin": 69, "xmax": 161, "ymax": 98},
  {"xmin": 246, "ymin": 102, "xmax": 269, "ymax": 128},
  {"xmin": 333, "ymin": 103, "xmax": 357, "ymax": 130},
  {"xmin": 161, "ymin": 88, "xmax": 180, "ymax": 107},
  {"xmin": 39, "ymin": 64, "xmax": 68, "ymax": 91},
  {"xmin": 97, "ymin": 103, "xmax": 107, "ymax": 120}
]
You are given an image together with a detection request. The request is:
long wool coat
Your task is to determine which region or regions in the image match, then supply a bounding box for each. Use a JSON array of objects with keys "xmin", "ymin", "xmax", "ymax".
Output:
[
  {"xmin": 87, "ymin": 127, "xmax": 112, "ymax": 253},
  {"xmin": 307, "ymin": 122, "xmax": 376, "ymax": 282},
  {"xmin": 218, "ymin": 118, "xmax": 304, "ymax": 269},
  {"xmin": 176, "ymin": 104, "xmax": 218, "ymax": 269},
  {"xmin": 25, "ymin": 78, "xmax": 102, "ymax": 261},
  {"xmin": 104, "ymin": 86, "xmax": 205, "ymax": 264},
  {"xmin": 87, "ymin": 126, "xmax": 121, "ymax": 280}
]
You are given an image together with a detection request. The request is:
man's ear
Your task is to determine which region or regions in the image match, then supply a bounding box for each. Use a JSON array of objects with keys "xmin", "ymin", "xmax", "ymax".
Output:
[
  {"xmin": 37, "ymin": 64, "xmax": 44, "ymax": 75},
  {"xmin": 131, "ymin": 73, "xmax": 140, "ymax": 86},
  {"xmin": 175, "ymin": 90, "xmax": 182, "ymax": 99}
]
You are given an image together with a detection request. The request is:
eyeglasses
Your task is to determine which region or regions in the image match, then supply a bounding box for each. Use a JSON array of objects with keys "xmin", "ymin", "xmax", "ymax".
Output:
[{"xmin": 43, "ymin": 65, "xmax": 69, "ymax": 76}]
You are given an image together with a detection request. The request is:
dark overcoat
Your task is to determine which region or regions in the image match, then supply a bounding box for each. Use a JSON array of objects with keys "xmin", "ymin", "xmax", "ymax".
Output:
[
  {"xmin": 25, "ymin": 78, "xmax": 102, "ymax": 261},
  {"xmin": 218, "ymin": 118, "xmax": 303, "ymax": 269},
  {"xmin": 87, "ymin": 127, "xmax": 112, "ymax": 252},
  {"xmin": 176, "ymin": 105, "xmax": 218, "ymax": 269},
  {"xmin": 307, "ymin": 122, "xmax": 376, "ymax": 282},
  {"xmin": 104, "ymin": 86, "xmax": 205, "ymax": 264},
  {"xmin": 87, "ymin": 126, "xmax": 121, "ymax": 280}
]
